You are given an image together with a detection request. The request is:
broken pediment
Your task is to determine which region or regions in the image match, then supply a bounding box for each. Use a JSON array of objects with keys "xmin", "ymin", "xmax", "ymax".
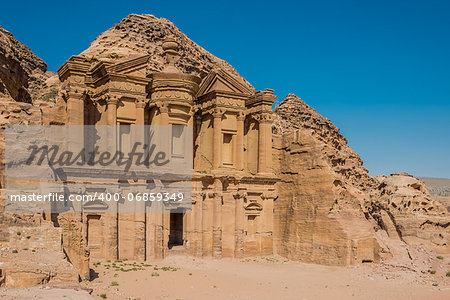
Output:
[
  {"xmin": 106, "ymin": 55, "xmax": 150, "ymax": 77},
  {"xmin": 197, "ymin": 69, "xmax": 253, "ymax": 97}
]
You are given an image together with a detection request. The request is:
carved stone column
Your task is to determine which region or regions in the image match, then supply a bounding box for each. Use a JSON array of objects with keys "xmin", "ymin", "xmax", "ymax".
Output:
[
  {"xmin": 212, "ymin": 109, "xmax": 223, "ymax": 170},
  {"xmin": 157, "ymin": 102, "xmax": 169, "ymax": 126},
  {"xmin": 156, "ymin": 103, "xmax": 170, "ymax": 158},
  {"xmin": 134, "ymin": 98, "xmax": 146, "ymax": 156},
  {"xmin": 202, "ymin": 191, "xmax": 212, "ymax": 256},
  {"xmin": 211, "ymin": 189, "xmax": 223, "ymax": 258},
  {"xmin": 64, "ymin": 87, "xmax": 86, "ymax": 125},
  {"xmin": 152, "ymin": 200, "xmax": 165, "ymax": 259},
  {"xmin": 135, "ymin": 98, "xmax": 146, "ymax": 125},
  {"xmin": 106, "ymin": 96, "xmax": 119, "ymax": 152},
  {"xmin": 191, "ymin": 192, "xmax": 204, "ymax": 257},
  {"xmin": 106, "ymin": 96, "xmax": 119, "ymax": 125},
  {"xmin": 62, "ymin": 87, "xmax": 86, "ymax": 153},
  {"xmin": 261, "ymin": 191, "xmax": 275, "ymax": 255},
  {"xmin": 236, "ymin": 112, "xmax": 245, "ymax": 171},
  {"xmin": 257, "ymin": 113, "xmax": 273, "ymax": 174},
  {"xmin": 234, "ymin": 191, "xmax": 246, "ymax": 258}
]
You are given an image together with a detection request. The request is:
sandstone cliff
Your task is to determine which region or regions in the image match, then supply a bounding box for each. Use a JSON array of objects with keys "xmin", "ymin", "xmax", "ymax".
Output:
[
  {"xmin": 273, "ymin": 93, "xmax": 377, "ymax": 191},
  {"xmin": 0, "ymin": 26, "xmax": 51, "ymax": 103},
  {"xmin": 273, "ymin": 93, "xmax": 449, "ymax": 267},
  {"xmin": 0, "ymin": 26, "xmax": 47, "ymax": 189}
]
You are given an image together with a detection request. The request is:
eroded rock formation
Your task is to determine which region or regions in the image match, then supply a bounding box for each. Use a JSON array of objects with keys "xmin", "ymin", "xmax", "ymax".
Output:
[
  {"xmin": 369, "ymin": 174, "xmax": 448, "ymax": 251},
  {"xmin": 273, "ymin": 93, "xmax": 377, "ymax": 191},
  {"xmin": 0, "ymin": 14, "xmax": 448, "ymax": 291},
  {"xmin": 272, "ymin": 93, "xmax": 449, "ymax": 267},
  {"xmin": 80, "ymin": 14, "xmax": 253, "ymax": 91},
  {"xmin": 0, "ymin": 26, "xmax": 50, "ymax": 103}
]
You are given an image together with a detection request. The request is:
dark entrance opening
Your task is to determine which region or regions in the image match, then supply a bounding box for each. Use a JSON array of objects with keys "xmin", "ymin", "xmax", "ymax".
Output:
[{"xmin": 168, "ymin": 212, "xmax": 184, "ymax": 249}]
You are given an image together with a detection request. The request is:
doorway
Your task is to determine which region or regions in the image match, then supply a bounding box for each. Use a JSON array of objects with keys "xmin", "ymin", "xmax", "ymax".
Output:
[
  {"xmin": 86, "ymin": 214, "xmax": 103, "ymax": 258},
  {"xmin": 168, "ymin": 212, "xmax": 184, "ymax": 249}
]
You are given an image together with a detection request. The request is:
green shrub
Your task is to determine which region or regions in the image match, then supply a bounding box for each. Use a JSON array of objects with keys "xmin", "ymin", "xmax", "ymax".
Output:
[
  {"xmin": 99, "ymin": 294, "xmax": 107, "ymax": 299},
  {"xmin": 40, "ymin": 88, "xmax": 58, "ymax": 102},
  {"xmin": 111, "ymin": 281, "xmax": 119, "ymax": 286},
  {"xmin": 446, "ymin": 271, "xmax": 450, "ymax": 277},
  {"xmin": 151, "ymin": 272, "xmax": 159, "ymax": 277},
  {"xmin": 16, "ymin": 232, "xmax": 21, "ymax": 236},
  {"xmin": 12, "ymin": 249, "xmax": 18, "ymax": 253},
  {"xmin": 436, "ymin": 256, "xmax": 444, "ymax": 260}
]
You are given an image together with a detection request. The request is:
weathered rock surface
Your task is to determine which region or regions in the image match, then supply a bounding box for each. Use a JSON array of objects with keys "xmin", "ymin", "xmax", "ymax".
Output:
[
  {"xmin": 0, "ymin": 28, "xmax": 81, "ymax": 290},
  {"xmin": 420, "ymin": 177, "xmax": 450, "ymax": 212},
  {"xmin": 0, "ymin": 14, "xmax": 448, "ymax": 291},
  {"xmin": 369, "ymin": 174, "xmax": 449, "ymax": 252},
  {"xmin": 0, "ymin": 26, "xmax": 51, "ymax": 103},
  {"xmin": 80, "ymin": 14, "xmax": 254, "ymax": 91},
  {"xmin": 0, "ymin": 225, "xmax": 79, "ymax": 288},
  {"xmin": 273, "ymin": 93, "xmax": 377, "ymax": 191},
  {"xmin": 273, "ymin": 93, "xmax": 449, "ymax": 267},
  {"xmin": 273, "ymin": 130, "xmax": 381, "ymax": 265}
]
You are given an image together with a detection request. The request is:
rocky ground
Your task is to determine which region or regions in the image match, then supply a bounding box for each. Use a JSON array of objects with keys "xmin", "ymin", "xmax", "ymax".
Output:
[
  {"xmin": 420, "ymin": 177, "xmax": 450, "ymax": 212},
  {"xmin": 83, "ymin": 255, "xmax": 450, "ymax": 300},
  {"xmin": 0, "ymin": 246, "xmax": 79, "ymax": 287},
  {"xmin": 1, "ymin": 253, "xmax": 449, "ymax": 299},
  {"xmin": 0, "ymin": 285, "xmax": 93, "ymax": 300}
]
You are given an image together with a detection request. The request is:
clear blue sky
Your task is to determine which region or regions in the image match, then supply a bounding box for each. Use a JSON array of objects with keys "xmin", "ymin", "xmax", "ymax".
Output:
[{"xmin": 1, "ymin": 0, "xmax": 449, "ymax": 178}]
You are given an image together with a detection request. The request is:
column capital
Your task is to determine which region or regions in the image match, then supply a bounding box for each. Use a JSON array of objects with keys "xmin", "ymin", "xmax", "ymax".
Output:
[
  {"xmin": 208, "ymin": 191, "xmax": 223, "ymax": 198},
  {"xmin": 106, "ymin": 95, "xmax": 120, "ymax": 105},
  {"xmin": 192, "ymin": 192, "xmax": 207, "ymax": 203},
  {"xmin": 135, "ymin": 98, "xmax": 147, "ymax": 109},
  {"xmin": 59, "ymin": 89, "xmax": 69, "ymax": 101},
  {"xmin": 255, "ymin": 112, "xmax": 274, "ymax": 123},
  {"xmin": 156, "ymin": 102, "xmax": 169, "ymax": 114},
  {"xmin": 60, "ymin": 84, "xmax": 90, "ymax": 101},
  {"xmin": 212, "ymin": 108, "xmax": 225, "ymax": 118},
  {"xmin": 233, "ymin": 191, "xmax": 248, "ymax": 200},
  {"xmin": 236, "ymin": 111, "xmax": 245, "ymax": 121},
  {"xmin": 261, "ymin": 191, "xmax": 276, "ymax": 200}
]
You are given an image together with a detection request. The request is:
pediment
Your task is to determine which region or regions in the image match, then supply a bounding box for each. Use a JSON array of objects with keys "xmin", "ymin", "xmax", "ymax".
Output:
[
  {"xmin": 106, "ymin": 55, "xmax": 150, "ymax": 77},
  {"xmin": 197, "ymin": 69, "xmax": 253, "ymax": 97}
]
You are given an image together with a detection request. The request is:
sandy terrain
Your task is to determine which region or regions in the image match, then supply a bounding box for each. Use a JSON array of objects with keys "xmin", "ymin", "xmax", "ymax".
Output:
[
  {"xmin": 0, "ymin": 285, "xmax": 93, "ymax": 299},
  {"xmin": 84, "ymin": 255, "xmax": 450, "ymax": 300}
]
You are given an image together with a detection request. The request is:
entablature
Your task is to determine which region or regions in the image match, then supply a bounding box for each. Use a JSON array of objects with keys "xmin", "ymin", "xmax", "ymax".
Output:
[
  {"xmin": 246, "ymin": 88, "xmax": 277, "ymax": 108},
  {"xmin": 57, "ymin": 55, "xmax": 92, "ymax": 81},
  {"xmin": 196, "ymin": 90, "xmax": 248, "ymax": 112}
]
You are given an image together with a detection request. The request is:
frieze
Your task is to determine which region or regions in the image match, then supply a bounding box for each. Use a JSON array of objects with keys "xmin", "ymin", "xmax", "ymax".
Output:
[{"xmin": 151, "ymin": 90, "xmax": 193, "ymax": 101}]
